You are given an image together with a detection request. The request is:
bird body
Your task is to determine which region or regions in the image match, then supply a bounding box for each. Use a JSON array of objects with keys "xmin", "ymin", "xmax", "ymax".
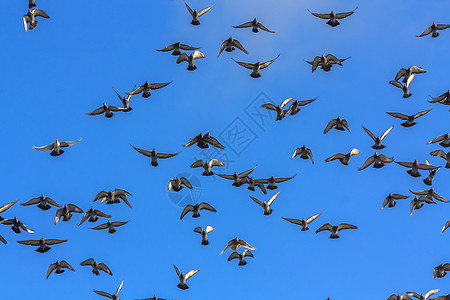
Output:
[
  {"xmin": 180, "ymin": 202, "xmax": 216, "ymax": 219},
  {"xmin": 21, "ymin": 195, "xmax": 61, "ymax": 211},
  {"xmin": 157, "ymin": 42, "xmax": 200, "ymax": 56},
  {"xmin": 130, "ymin": 144, "xmax": 179, "ymax": 167},
  {"xmin": 307, "ymin": 8, "xmax": 357, "ymax": 27},
  {"xmin": 282, "ymin": 211, "xmax": 323, "ymax": 231},
  {"xmin": 233, "ymin": 18, "xmax": 275, "ymax": 33},
  {"xmin": 169, "ymin": 177, "xmax": 193, "ymax": 192},
  {"xmin": 316, "ymin": 223, "xmax": 357, "ymax": 238},
  {"xmin": 173, "ymin": 265, "xmax": 199, "ymax": 289},
  {"xmin": 18, "ymin": 238, "xmax": 67, "ymax": 253},
  {"xmin": 218, "ymin": 37, "xmax": 248, "ymax": 57},
  {"xmin": 23, "ymin": 8, "xmax": 49, "ymax": 32},
  {"xmin": 46, "ymin": 260, "xmax": 74, "ymax": 279},
  {"xmin": 176, "ymin": 51, "xmax": 206, "ymax": 70},
  {"xmin": 232, "ymin": 55, "xmax": 279, "ymax": 78},
  {"xmin": 194, "ymin": 226, "xmax": 214, "ymax": 245}
]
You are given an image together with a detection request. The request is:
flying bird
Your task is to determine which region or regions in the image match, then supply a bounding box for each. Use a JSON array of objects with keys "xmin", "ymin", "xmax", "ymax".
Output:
[
  {"xmin": 315, "ymin": 223, "xmax": 357, "ymax": 238},
  {"xmin": 33, "ymin": 139, "xmax": 81, "ymax": 156},
  {"xmin": 362, "ymin": 126, "xmax": 393, "ymax": 149},
  {"xmin": 183, "ymin": 133, "xmax": 225, "ymax": 149},
  {"xmin": 93, "ymin": 189, "xmax": 132, "ymax": 208},
  {"xmin": 307, "ymin": 7, "xmax": 358, "ymax": 27},
  {"xmin": 256, "ymin": 175, "xmax": 296, "ymax": 190},
  {"xmin": 184, "ymin": 1, "xmax": 212, "ymax": 25},
  {"xmin": 55, "ymin": 204, "xmax": 83, "ymax": 224},
  {"xmin": 94, "ymin": 280, "xmax": 124, "ymax": 299},
  {"xmin": 21, "ymin": 195, "xmax": 61, "ymax": 211},
  {"xmin": 176, "ymin": 51, "xmax": 206, "ymax": 71},
  {"xmin": 193, "ymin": 226, "xmax": 215, "ymax": 245},
  {"xmin": 261, "ymin": 97, "xmax": 293, "ymax": 121},
  {"xmin": 394, "ymin": 160, "xmax": 439, "ymax": 177},
  {"xmin": 232, "ymin": 55, "xmax": 280, "ymax": 78},
  {"xmin": 91, "ymin": 221, "xmax": 129, "ymax": 234},
  {"xmin": 410, "ymin": 188, "xmax": 448, "ymax": 203},
  {"xmin": 23, "ymin": 8, "xmax": 49, "ymax": 32},
  {"xmin": 406, "ymin": 289, "xmax": 439, "ymax": 300},
  {"xmin": 288, "ymin": 97, "xmax": 318, "ymax": 115},
  {"xmin": 126, "ymin": 81, "xmax": 171, "ymax": 98},
  {"xmin": 217, "ymin": 37, "xmax": 248, "ymax": 57},
  {"xmin": 417, "ymin": 22, "xmax": 450, "ymax": 38},
  {"xmin": 0, "ymin": 217, "xmax": 34, "ymax": 234},
  {"xmin": 112, "ymin": 87, "xmax": 134, "ymax": 112},
  {"xmin": 389, "ymin": 78, "xmax": 414, "ymax": 98},
  {"xmin": 381, "ymin": 193, "xmax": 409, "ymax": 210},
  {"xmin": 324, "ymin": 117, "xmax": 350, "ymax": 133},
  {"xmin": 305, "ymin": 54, "xmax": 350, "ymax": 72},
  {"xmin": 157, "ymin": 42, "xmax": 200, "ymax": 56},
  {"xmin": 410, "ymin": 196, "xmax": 436, "ymax": 216},
  {"xmin": 433, "ymin": 264, "xmax": 450, "ymax": 279},
  {"xmin": 216, "ymin": 166, "xmax": 257, "ymax": 186},
  {"xmin": 228, "ymin": 250, "xmax": 254, "ymax": 266},
  {"xmin": 190, "ymin": 159, "xmax": 225, "ymax": 176},
  {"xmin": 358, "ymin": 152, "xmax": 394, "ymax": 170},
  {"xmin": 46, "ymin": 260, "xmax": 74, "ymax": 279},
  {"xmin": 80, "ymin": 259, "xmax": 113, "ymax": 276},
  {"xmin": 17, "ymin": 238, "xmax": 67, "ymax": 253},
  {"xmin": 423, "ymin": 160, "xmax": 439, "ymax": 186},
  {"xmin": 428, "ymin": 133, "xmax": 450, "ymax": 148},
  {"xmin": 130, "ymin": 144, "xmax": 179, "ymax": 167},
  {"xmin": 430, "ymin": 150, "xmax": 450, "ymax": 168},
  {"xmin": 221, "ymin": 238, "xmax": 255, "ymax": 255},
  {"xmin": 86, "ymin": 103, "xmax": 124, "ymax": 118},
  {"xmin": 249, "ymin": 192, "xmax": 280, "ymax": 215},
  {"xmin": 429, "ymin": 91, "xmax": 450, "ymax": 105},
  {"xmin": 325, "ymin": 148, "xmax": 360, "ymax": 165},
  {"xmin": 173, "ymin": 265, "xmax": 199, "ymax": 290},
  {"xmin": 291, "ymin": 145, "xmax": 314, "ymax": 164},
  {"xmin": 281, "ymin": 211, "xmax": 323, "ymax": 231},
  {"xmin": 386, "ymin": 109, "xmax": 432, "ymax": 127},
  {"xmin": 78, "ymin": 207, "xmax": 111, "ymax": 226},
  {"xmin": 180, "ymin": 202, "xmax": 216, "ymax": 219},
  {"xmin": 233, "ymin": 18, "xmax": 275, "ymax": 33},
  {"xmin": 168, "ymin": 177, "xmax": 193, "ymax": 192},
  {"xmin": 136, "ymin": 296, "xmax": 167, "ymax": 300}
]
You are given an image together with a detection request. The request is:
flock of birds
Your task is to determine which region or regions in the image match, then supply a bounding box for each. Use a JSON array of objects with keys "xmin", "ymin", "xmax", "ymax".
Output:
[{"xmin": 9, "ymin": 0, "xmax": 450, "ymax": 299}]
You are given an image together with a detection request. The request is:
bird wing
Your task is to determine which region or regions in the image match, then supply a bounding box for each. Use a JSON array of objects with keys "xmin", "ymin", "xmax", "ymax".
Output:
[
  {"xmin": 380, "ymin": 126, "xmax": 393, "ymax": 141},
  {"xmin": 93, "ymin": 191, "xmax": 108, "ymax": 202},
  {"xmin": 306, "ymin": 148, "xmax": 314, "ymax": 164},
  {"xmin": 184, "ymin": 1, "xmax": 194, "ymax": 16},
  {"xmin": 342, "ymin": 119, "xmax": 351, "ymax": 132},
  {"xmin": 257, "ymin": 22, "xmax": 275, "ymax": 33},
  {"xmin": 410, "ymin": 189, "xmax": 427, "ymax": 196},
  {"xmin": 239, "ymin": 240, "xmax": 256, "ymax": 250},
  {"xmin": 410, "ymin": 66, "xmax": 426, "ymax": 74},
  {"xmin": 60, "ymin": 139, "xmax": 81, "ymax": 147},
  {"xmin": 185, "ymin": 269, "xmax": 200, "ymax": 280},
  {"xmin": 282, "ymin": 217, "xmax": 302, "ymax": 225},
  {"xmin": 358, "ymin": 156, "xmax": 375, "ymax": 171},
  {"xmin": 417, "ymin": 163, "xmax": 439, "ymax": 170},
  {"xmin": 180, "ymin": 205, "xmax": 194, "ymax": 220},
  {"xmin": 323, "ymin": 119, "xmax": 337, "ymax": 133},
  {"xmin": 306, "ymin": 211, "xmax": 324, "ymax": 224},
  {"xmin": 78, "ymin": 212, "xmax": 90, "ymax": 226},
  {"xmin": 33, "ymin": 8, "xmax": 50, "ymax": 18},
  {"xmin": 406, "ymin": 293, "xmax": 420, "ymax": 299},
  {"xmin": 227, "ymin": 252, "xmax": 240, "ymax": 261},
  {"xmin": 233, "ymin": 21, "xmax": 253, "ymax": 28},
  {"xmin": 428, "ymin": 135, "xmax": 445, "ymax": 144},
  {"xmin": 205, "ymin": 226, "xmax": 214, "ymax": 234},
  {"xmin": 180, "ymin": 44, "xmax": 200, "ymax": 50},
  {"xmin": 255, "ymin": 182, "xmax": 267, "ymax": 194},
  {"xmin": 21, "ymin": 197, "xmax": 41, "ymax": 206},
  {"xmin": 337, "ymin": 223, "xmax": 358, "ymax": 231},
  {"xmin": 389, "ymin": 80, "xmax": 404, "ymax": 89},
  {"xmin": 55, "ymin": 209, "xmax": 63, "ymax": 225},
  {"xmin": 315, "ymin": 223, "xmax": 332, "ymax": 233},
  {"xmin": 232, "ymin": 39, "xmax": 248, "ymax": 54},
  {"xmin": 249, "ymin": 196, "xmax": 264, "ymax": 208},
  {"xmin": 220, "ymin": 240, "xmax": 234, "ymax": 254},
  {"xmin": 239, "ymin": 166, "xmax": 257, "ymax": 177},
  {"xmin": 67, "ymin": 204, "xmax": 83, "ymax": 213},
  {"xmin": 414, "ymin": 109, "xmax": 432, "ymax": 119},
  {"xmin": 386, "ymin": 112, "xmax": 408, "ymax": 120},
  {"xmin": 260, "ymin": 54, "xmax": 280, "ymax": 69},
  {"xmin": 111, "ymin": 221, "xmax": 129, "ymax": 227},
  {"xmin": 94, "ymin": 290, "xmax": 113, "ymax": 298},
  {"xmin": 291, "ymin": 148, "xmax": 301, "ymax": 159},
  {"xmin": 424, "ymin": 289, "xmax": 439, "ymax": 299},
  {"xmin": 335, "ymin": 7, "xmax": 358, "ymax": 19},
  {"xmin": 23, "ymin": 15, "xmax": 30, "ymax": 32},
  {"xmin": 149, "ymin": 82, "xmax": 172, "ymax": 90},
  {"xmin": 17, "ymin": 239, "xmax": 40, "ymax": 246},
  {"xmin": 94, "ymin": 209, "xmax": 111, "ymax": 218},
  {"xmin": 46, "ymin": 198, "xmax": 61, "ymax": 208},
  {"xmin": 209, "ymin": 159, "xmax": 225, "ymax": 167},
  {"xmin": 436, "ymin": 24, "xmax": 450, "ymax": 29},
  {"xmin": 261, "ymin": 103, "xmax": 278, "ymax": 111},
  {"xmin": 180, "ymin": 177, "xmax": 193, "ymax": 189},
  {"xmin": 98, "ymin": 263, "xmax": 113, "ymax": 275},
  {"xmin": 182, "ymin": 136, "xmax": 199, "ymax": 148},
  {"xmin": 431, "ymin": 150, "xmax": 448, "ymax": 160},
  {"xmin": 395, "ymin": 161, "xmax": 414, "ymax": 168},
  {"xmin": 361, "ymin": 126, "xmax": 376, "ymax": 142},
  {"xmin": 117, "ymin": 194, "xmax": 132, "ymax": 208},
  {"xmin": 217, "ymin": 40, "xmax": 227, "ymax": 57},
  {"xmin": 295, "ymin": 97, "xmax": 319, "ymax": 106},
  {"xmin": 307, "ymin": 9, "xmax": 330, "ymax": 19},
  {"xmin": 203, "ymin": 135, "xmax": 225, "ymax": 150},
  {"xmin": 156, "ymin": 43, "xmax": 176, "ymax": 52},
  {"xmin": 190, "ymin": 160, "xmax": 206, "ymax": 168},
  {"xmin": 173, "ymin": 264, "xmax": 181, "ymax": 276},
  {"xmin": 126, "ymin": 85, "xmax": 144, "ymax": 95},
  {"xmin": 442, "ymin": 221, "xmax": 450, "ymax": 233},
  {"xmin": 215, "ymin": 174, "xmax": 235, "ymax": 180},
  {"xmin": 130, "ymin": 144, "xmax": 153, "ymax": 157},
  {"xmin": 394, "ymin": 68, "xmax": 407, "ymax": 81},
  {"xmin": 280, "ymin": 97, "xmax": 294, "ymax": 109},
  {"xmin": 46, "ymin": 263, "xmax": 57, "ymax": 279},
  {"xmin": 432, "ymin": 191, "xmax": 448, "ymax": 203},
  {"xmin": 19, "ymin": 221, "xmax": 34, "ymax": 233},
  {"xmin": 91, "ymin": 223, "xmax": 109, "ymax": 230},
  {"xmin": 45, "ymin": 239, "xmax": 67, "ymax": 245},
  {"xmin": 157, "ymin": 152, "xmax": 179, "ymax": 159},
  {"xmin": 192, "ymin": 51, "xmax": 206, "ymax": 60},
  {"xmin": 198, "ymin": 202, "xmax": 216, "ymax": 212},
  {"xmin": 273, "ymin": 175, "xmax": 296, "ymax": 183},
  {"xmin": 193, "ymin": 226, "xmax": 203, "ymax": 234},
  {"xmin": 33, "ymin": 143, "xmax": 54, "ymax": 151},
  {"xmin": 60, "ymin": 260, "xmax": 75, "ymax": 271},
  {"xmin": 80, "ymin": 258, "xmax": 95, "ymax": 266},
  {"xmin": 176, "ymin": 53, "xmax": 189, "ymax": 64},
  {"xmin": 267, "ymin": 191, "xmax": 280, "ymax": 206},
  {"xmin": 231, "ymin": 58, "xmax": 254, "ymax": 70},
  {"xmin": 325, "ymin": 153, "xmax": 344, "ymax": 162},
  {"xmin": 417, "ymin": 27, "xmax": 433, "ymax": 37},
  {"xmin": 0, "ymin": 200, "xmax": 18, "ymax": 213},
  {"xmin": 350, "ymin": 148, "xmax": 360, "ymax": 156},
  {"xmin": 309, "ymin": 56, "xmax": 322, "ymax": 72},
  {"xmin": 393, "ymin": 194, "xmax": 409, "ymax": 200},
  {"xmin": 198, "ymin": 5, "xmax": 213, "ymax": 16}
]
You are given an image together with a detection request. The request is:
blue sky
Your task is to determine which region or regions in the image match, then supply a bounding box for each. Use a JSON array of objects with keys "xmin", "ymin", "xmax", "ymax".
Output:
[{"xmin": 1, "ymin": 0, "xmax": 450, "ymax": 299}]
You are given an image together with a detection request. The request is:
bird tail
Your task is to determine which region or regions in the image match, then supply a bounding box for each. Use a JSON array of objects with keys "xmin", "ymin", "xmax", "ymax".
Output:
[{"xmin": 50, "ymin": 149, "xmax": 64, "ymax": 156}]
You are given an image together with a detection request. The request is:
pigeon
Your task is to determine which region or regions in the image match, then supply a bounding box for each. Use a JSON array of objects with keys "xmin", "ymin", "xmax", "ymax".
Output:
[
  {"xmin": 112, "ymin": 87, "xmax": 134, "ymax": 112},
  {"xmin": 387, "ymin": 295, "xmax": 413, "ymax": 300},
  {"xmin": 417, "ymin": 22, "xmax": 450, "ymax": 38},
  {"xmin": 46, "ymin": 260, "xmax": 75, "ymax": 279},
  {"xmin": 28, "ymin": 0, "xmax": 36, "ymax": 9},
  {"xmin": 130, "ymin": 144, "xmax": 179, "ymax": 167},
  {"xmin": 394, "ymin": 66, "xmax": 426, "ymax": 84},
  {"xmin": 183, "ymin": 133, "xmax": 225, "ymax": 149},
  {"xmin": 193, "ymin": 226, "xmax": 214, "ymax": 245},
  {"xmin": 228, "ymin": 250, "xmax": 254, "ymax": 266},
  {"xmin": 307, "ymin": 7, "xmax": 358, "ymax": 27},
  {"xmin": 190, "ymin": 159, "xmax": 225, "ymax": 176},
  {"xmin": 394, "ymin": 160, "xmax": 439, "ymax": 177},
  {"xmin": 135, "ymin": 296, "xmax": 167, "ymax": 300},
  {"xmin": 93, "ymin": 189, "xmax": 132, "ymax": 208},
  {"xmin": 256, "ymin": 175, "xmax": 296, "ymax": 190},
  {"xmin": 433, "ymin": 264, "xmax": 450, "ymax": 279},
  {"xmin": 184, "ymin": 1, "xmax": 212, "ymax": 25},
  {"xmin": 17, "ymin": 238, "xmax": 67, "ymax": 253},
  {"xmin": 78, "ymin": 207, "xmax": 111, "ymax": 226},
  {"xmin": 157, "ymin": 42, "xmax": 200, "ymax": 56},
  {"xmin": 217, "ymin": 37, "xmax": 248, "ymax": 57},
  {"xmin": 94, "ymin": 280, "xmax": 124, "ymax": 299},
  {"xmin": 168, "ymin": 177, "xmax": 193, "ymax": 192},
  {"xmin": 55, "ymin": 204, "xmax": 83, "ymax": 225},
  {"xmin": 21, "ymin": 195, "xmax": 61, "ymax": 211},
  {"xmin": 232, "ymin": 55, "xmax": 280, "ymax": 78},
  {"xmin": 91, "ymin": 221, "xmax": 129, "ymax": 234},
  {"xmin": 305, "ymin": 54, "xmax": 350, "ymax": 72},
  {"xmin": 261, "ymin": 97, "xmax": 294, "ymax": 121},
  {"xmin": 221, "ymin": 238, "xmax": 255, "ymax": 254},
  {"xmin": 33, "ymin": 139, "xmax": 81, "ymax": 156},
  {"xmin": 216, "ymin": 166, "xmax": 257, "ymax": 186},
  {"xmin": 239, "ymin": 177, "xmax": 267, "ymax": 194},
  {"xmin": 249, "ymin": 192, "xmax": 280, "ymax": 215},
  {"xmin": 180, "ymin": 203, "xmax": 216, "ymax": 219},
  {"xmin": 361, "ymin": 126, "xmax": 393, "ymax": 149},
  {"xmin": 315, "ymin": 223, "xmax": 357, "ymax": 238},
  {"xmin": 282, "ymin": 211, "xmax": 324, "ymax": 231},
  {"xmin": 429, "ymin": 91, "xmax": 450, "ymax": 105},
  {"xmin": 442, "ymin": 221, "xmax": 450, "ymax": 233},
  {"xmin": 288, "ymin": 97, "xmax": 318, "ymax": 115},
  {"xmin": 430, "ymin": 150, "xmax": 450, "ymax": 168},
  {"xmin": 291, "ymin": 145, "xmax": 314, "ymax": 164},
  {"xmin": 126, "ymin": 81, "xmax": 171, "ymax": 98},
  {"xmin": 358, "ymin": 152, "xmax": 394, "ymax": 170},
  {"xmin": 410, "ymin": 196, "xmax": 436, "ymax": 216},
  {"xmin": 323, "ymin": 117, "xmax": 350, "ymax": 133},
  {"xmin": 381, "ymin": 193, "xmax": 409, "ymax": 210},
  {"xmin": 173, "ymin": 265, "xmax": 199, "ymax": 290},
  {"xmin": 406, "ymin": 289, "xmax": 439, "ymax": 300},
  {"xmin": 423, "ymin": 160, "xmax": 439, "ymax": 186},
  {"xmin": 80, "ymin": 259, "xmax": 113, "ymax": 276},
  {"xmin": 23, "ymin": 8, "xmax": 49, "ymax": 32},
  {"xmin": 0, "ymin": 217, "xmax": 34, "ymax": 234},
  {"xmin": 389, "ymin": 78, "xmax": 414, "ymax": 98},
  {"xmin": 428, "ymin": 133, "xmax": 450, "ymax": 148},
  {"xmin": 233, "ymin": 18, "xmax": 275, "ymax": 33},
  {"xmin": 410, "ymin": 188, "xmax": 448, "ymax": 203},
  {"xmin": 86, "ymin": 103, "xmax": 124, "ymax": 118},
  {"xmin": 176, "ymin": 51, "xmax": 206, "ymax": 71},
  {"xmin": 325, "ymin": 149, "xmax": 360, "ymax": 165},
  {"xmin": 386, "ymin": 109, "xmax": 432, "ymax": 127}
]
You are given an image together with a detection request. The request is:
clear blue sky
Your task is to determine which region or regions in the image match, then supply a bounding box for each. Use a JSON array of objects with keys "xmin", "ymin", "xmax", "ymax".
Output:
[{"xmin": 1, "ymin": 0, "xmax": 450, "ymax": 299}]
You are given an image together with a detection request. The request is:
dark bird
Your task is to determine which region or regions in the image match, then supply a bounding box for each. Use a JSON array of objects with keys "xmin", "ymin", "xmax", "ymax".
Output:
[
  {"xmin": 324, "ymin": 116, "xmax": 350, "ymax": 133},
  {"xmin": 386, "ymin": 109, "xmax": 432, "ymax": 127},
  {"xmin": 305, "ymin": 54, "xmax": 350, "ymax": 72},
  {"xmin": 0, "ymin": 217, "xmax": 34, "ymax": 233},
  {"xmin": 80, "ymin": 258, "xmax": 112, "ymax": 276},
  {"xmin": 428, "ymin": 133, "xmax": 450, "ymax": 148},
  {"xmin": 221, "ymin": 237, "xmax": 255, "ymax": 254},
  {"xmin": 307, "ymin": 7, "xmax": 358, "ymax": 27},
  {"xmin": 173, "ymin": 265, "xmax": 199, "ymax": 290},
  {"xmin": 136, "ymin": 296, "xmax": 167, "ymax": 300},
  {"xmin": 288, "ymin": 97, "xmax": 318, "ymax": 115},
  {"xmin": 130, "ymin": 144, "xmax": 179, "ymax": 167},
  {"xmin": 23, "ymin": 8, "xmax": 49, "ymax": 32},
  {"xmin": 46, "ymin": 260, "xmax": 75, "ymax": 279},
  {"xmin": 21, "ymin": 195, "xmax": 61, "ymax": 211},
  {"xmin": 183, "ymin": 133, "xmax": 225, "ymax": 149},
  {"xmin": 394, "ymin": 66, "xmax": 427, "ymax": 84},
  {"xmin": 410, "ymin": 188, "xmax": 448, "ymax": 203},
  {"xmin": 184, "ymin": 1, "xmax": 212, "ymax": 25},
  {"xmin": 381, "ymin": 193, "xmax": 409, "ymax": 210},
  {"xmin": 91, "ymin": 221, "xmax": 129, "ymax": 234},
  {"xmin": 429, "ymin": 91, "xmax": 450, "ymax": 105},
  {"xmin": 228, "ymin": 250, "xmax": 254, "ymax": 266},
  {"xmin": 86, "ymin": 103, "xmax": 123, "ymax": 118},
  {"xmin": 394, "ymin": 160, "xmax": 439, "ymax": 177},
  {"xmin": 176, "ymin": 51, "xmax": 206, "ymax": 71},
  {"xmin": 417, "ymin": 22, "xmax": 450, "ymax": 38},
  {"xmin": 434, "ymin": 264, "xmax": 450, "ymax": 279},
  {"xmin": 180, "ymin": 202, "xmax": 216, "ymax": 219},
  {"xmin": 233, "ymin": 18, "xmax": 275, "ymax": 33},
  {"xmin": 261, "ymin": 97, "xmax": 294, "ymax": 121},
  {"xmin": 407, "ymin": 289, "xmax": 439, "ymax": 300},
  {"xmin": 315, "ymin": 223, "xmax": 357, "ymax": 238},
  {"xmin": 430, "ymin": 150, "xmax": 450, "ymax": 168},
  {"xmin": 17, "ymin": 238, "xmax": 66, "ymax": 253},
  {"xmin": 250, "ymin": 192, "xmax": 280, "ymax": 215},
  {"xmin": 33, "ymin": 139, "xmax": 81, "ymax": 156},
  {"xmin": 112, "ymin": 87, "xmax": 134, "ymax": 112},
  {"xmin": 358, "ymin": 152, "xmax": 394, "ymax": 170},
  {"xmin": 256, "ymin": 175, "xmax": 296, "ymax": 190},
  {"xmin": 362, "ymin": 126, "xmax": 393, "ymax": 149},
  {"xmin": 168, "ymin": 177, "xmax": 192, "ymax": 192},
  {"xmin": 193, "ymin": 226, "xmax": 214, "ymax": 245},
  {"xmin": 190, "ymin": 159, "xmax": 225, "ymax": 176},
  {"xmin": 442, "ymin": 221, "xmax": 450, "ymax": 233},
  {"xmin": 28, "ymin": 0, "xmax": 36, "ymax": 9},
  {"xmin": 389, "ymin": 78, "xmax": 414, "ymax": 98},
  {"xmin": 78, "ymin": 207, "xmax": 111, "ymax": 226},
  {"xmin": 157, "ymin": 42, "xmax": 200, "ymax": 56},
  {"xmin": 126, "ymin": 81, "xmax": 171, "ymax": 98},
  {"xmin": 93, "ymin": 189, "xmax": 132, "ymax": 208},
  {"xmin": 282, "ymin": 211, "xmax": 323, "ymax": 231},
  {"xmin": 325, "ymin": 148, "xmax": 360, "ymax": 165},
  {"xmin": 94, "ymin": 280, "xmax": 124, "ymax": 299},
  {"xmin": 410, "ymin": 196, "xmax": 436, "ymax": 216},
  {"xmin": 423, "ymin": 160, "xmax": 439, "ymax": 186},
  {"xmin": 217, "ymin": 37, "xmax": 248, "ymax": 57},
  {"xmin": 239, "ymin": 176, "xmax": 267, "ymax": 194},
  {"xmin": 216, "ymin": 166, "xmax": 257, "ymax": 186},
  {"xmin": 387, "ymin": 295, "xmax": 413, "ymax": 300},
  {"xmin": 232, "ymin": 55, "xmax": 280, "ymax": 78},
  {"xmin": 291, "ymin": 145, "xmax": 314, "ymax": 164},
  {"xmin": 55, "ymin": 204, "xmax": 83, "ymax": 224}
]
